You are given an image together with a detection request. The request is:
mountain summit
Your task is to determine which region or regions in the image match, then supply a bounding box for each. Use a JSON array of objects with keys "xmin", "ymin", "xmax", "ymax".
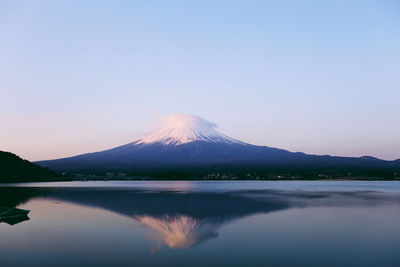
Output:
[
  {"xmin": 36, "ymin": 114, "xmax": 400, "ymax": 178},
  {"xmin": 135, "ymin": 114, "xmax": 242, "ymax": 146}
]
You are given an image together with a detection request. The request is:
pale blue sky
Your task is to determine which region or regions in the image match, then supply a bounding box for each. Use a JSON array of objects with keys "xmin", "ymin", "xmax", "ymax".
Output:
[{"xmin": 1, "ymin": 0, "xmax": 399, "ymax": 161}]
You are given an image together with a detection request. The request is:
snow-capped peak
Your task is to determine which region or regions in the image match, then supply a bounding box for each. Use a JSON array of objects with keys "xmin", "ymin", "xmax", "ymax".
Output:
[{"xmin": 135, "ymin": 114, "xmax": 244, "ymax": 146}]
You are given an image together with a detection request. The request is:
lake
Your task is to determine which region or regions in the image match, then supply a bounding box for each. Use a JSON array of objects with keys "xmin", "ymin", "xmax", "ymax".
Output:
[{"xmin": 1, "ymin": 181, "xmax": 400, "ymax": 266}]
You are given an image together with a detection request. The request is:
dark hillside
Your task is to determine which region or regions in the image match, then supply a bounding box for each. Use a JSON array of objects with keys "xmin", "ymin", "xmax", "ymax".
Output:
[{"xmin": 0, "ymin": 151, "xmax": 55, "ymax": 182}]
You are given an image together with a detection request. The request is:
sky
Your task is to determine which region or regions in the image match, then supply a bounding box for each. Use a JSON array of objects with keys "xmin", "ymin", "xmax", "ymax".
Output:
[{"xmin": 1, "ymin": 0, "xmax": 400, "ymax": 161}]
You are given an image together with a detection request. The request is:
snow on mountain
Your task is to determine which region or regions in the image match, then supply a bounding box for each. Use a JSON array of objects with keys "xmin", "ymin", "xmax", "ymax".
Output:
[{"xmin": 135, "ymin": 114, "xmax": 244, "ymax": 146}]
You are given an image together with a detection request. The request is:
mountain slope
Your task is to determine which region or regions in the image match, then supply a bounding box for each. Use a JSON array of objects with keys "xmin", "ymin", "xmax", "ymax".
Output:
[
  {"xmin": 36, "ymin": 114, "xmax": 400, "ymax": 178},
  {"xmin": 0, "ymin": 151, "xmax": 55, "ymax": 181}
]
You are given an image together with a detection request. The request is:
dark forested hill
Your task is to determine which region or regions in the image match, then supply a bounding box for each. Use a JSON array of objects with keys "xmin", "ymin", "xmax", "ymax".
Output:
[{"xmin": 0, "ymin": 151, "xmax": 55, "ymax": 182}]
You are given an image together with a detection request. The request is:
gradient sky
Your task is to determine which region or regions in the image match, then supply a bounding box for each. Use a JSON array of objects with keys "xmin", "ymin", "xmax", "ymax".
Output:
[{"xmin": 1, "ymin": 0, "xmax": 399, "ymax": 161}]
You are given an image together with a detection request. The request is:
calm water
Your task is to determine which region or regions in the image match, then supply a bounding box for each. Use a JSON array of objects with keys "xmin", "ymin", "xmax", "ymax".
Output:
[{"xmin": 1, "ymin": 181, "xmax": 400, "ymax": 266}]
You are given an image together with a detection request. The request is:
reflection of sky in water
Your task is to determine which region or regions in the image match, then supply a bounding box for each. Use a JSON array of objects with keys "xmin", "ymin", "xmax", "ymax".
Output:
[
  {"xmin": 1, "ymin": 182, "xmax": 400, "ymax": 266},
  {"xmin": 8, "ymin": 180, "xmax": 400, "ymax": 192}
]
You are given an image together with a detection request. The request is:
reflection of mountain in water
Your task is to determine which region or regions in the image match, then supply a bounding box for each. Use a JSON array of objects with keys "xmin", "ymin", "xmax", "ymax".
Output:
[
  {"xmin": 0, "ymin": 187, "xmax": 288, "ymax": 246},
  {"xmin": 137, "ymin": 215, "xmax": 218, "ymax": 249},
  {"xmin": 35, "ymin": 188, "xmax": 289, "ymax": 249},
  {"xmin": 0, "ymin": 186, "xmax": 399, "ymax": 247}
]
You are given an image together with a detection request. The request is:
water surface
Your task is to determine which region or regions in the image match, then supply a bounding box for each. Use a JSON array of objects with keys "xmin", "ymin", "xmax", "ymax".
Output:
[{"xmin": 1, "ymin": 181, "xmax": 400, "ymax": 266}]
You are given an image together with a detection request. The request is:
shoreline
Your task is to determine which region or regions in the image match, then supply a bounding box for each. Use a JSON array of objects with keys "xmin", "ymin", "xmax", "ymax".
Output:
[{"xmin": 1, "ymin": 177, "xmax": 400, "ymax": 184}]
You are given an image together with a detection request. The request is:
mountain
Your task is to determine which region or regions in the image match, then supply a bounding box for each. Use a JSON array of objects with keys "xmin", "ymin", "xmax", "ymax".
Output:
[
  {"xmin": 0, "ymin": 151, "xmax": 55, "ymax": 182},
  {"xmin": 36, "ymin": 114, "xmax": 400, "ymax": 179}
]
